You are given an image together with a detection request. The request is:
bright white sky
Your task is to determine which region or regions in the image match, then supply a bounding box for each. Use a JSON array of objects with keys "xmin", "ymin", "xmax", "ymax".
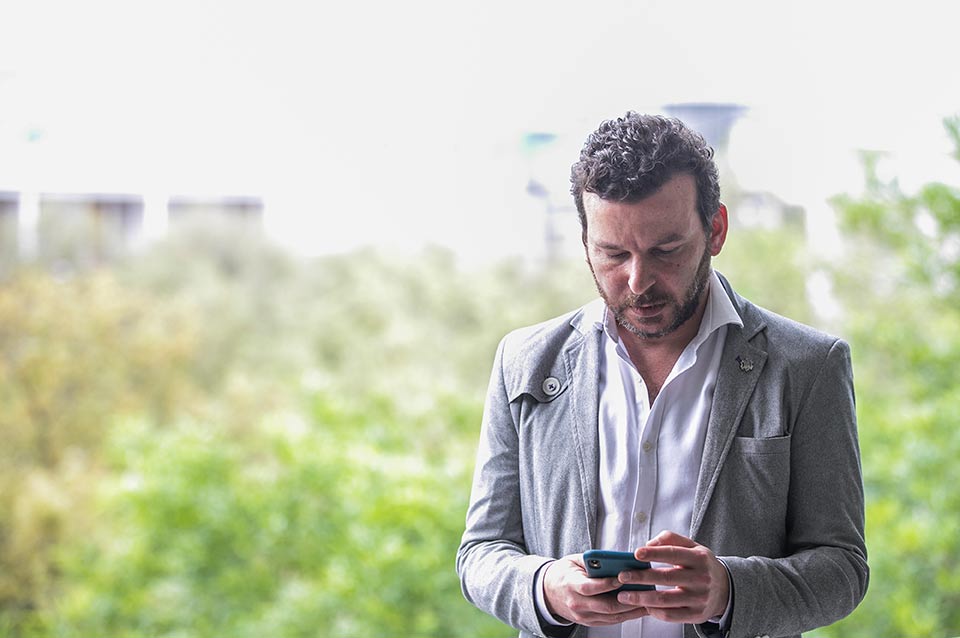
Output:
[{"xmin": 1, "ymin": 0, "xmax": 957, "ymax": 260}]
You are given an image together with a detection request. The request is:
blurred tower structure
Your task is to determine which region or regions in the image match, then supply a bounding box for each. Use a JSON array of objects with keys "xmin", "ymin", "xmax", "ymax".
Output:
[
  {"xmin": 520, "ymin": 131, "xmax": 580, "ymax": 265},
  {"xmin": 666, "ymin": 103, "xmax": 839, "ymax": 327},
  {"xmin": 664, "ymin": 102, "xmax": 803, "ymax": 230},
  {"xmin": 664, "ymin": 103, "xmax": 746, "ymax": 224},
  {"xmin": 520, "ymin": 103, "xmax": 806, "ymax": 266},
  {"xmin": 663, "ymin": 103, "xmax": 747, "ymax": 151}
]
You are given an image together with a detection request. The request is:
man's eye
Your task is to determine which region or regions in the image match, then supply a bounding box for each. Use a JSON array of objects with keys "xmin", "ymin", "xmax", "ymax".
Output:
[
  {"xmin": 653, "ymin": 247, "xmax": 679, "ymax": 257},
  {"xmin": 606, "ymin": 252, "xmax": 629, "ymax": 260}
]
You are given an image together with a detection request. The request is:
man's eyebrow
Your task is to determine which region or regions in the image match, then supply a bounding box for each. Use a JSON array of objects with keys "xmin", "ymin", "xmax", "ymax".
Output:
[
  {"xmin": 595, "ymin": 241, "xmax": 625, "ymax": 251},
  {"xmin": 656, "ymin": 232, "xmax": 686, "ymax": 245},
  {"xmin": 595, "ymin": 234, "xmax": 686, "ymax": 250}
]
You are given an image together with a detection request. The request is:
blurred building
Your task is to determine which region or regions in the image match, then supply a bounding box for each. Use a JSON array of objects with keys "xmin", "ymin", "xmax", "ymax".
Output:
[
  {"xmin": 1, "ymin": 190, "xmax": 264, "ymax": 267},
  {"xmin": 522, "ymin": 103, "xmax": 808, "ymax": 264},
  {"xmin": 662, "ymin": 103, "xmax": 804, "ymax": 231},
  {"xmin": 0, "ymin": 192, "xmax": 18, "ymax": 270},
  {"xmin": 167, "ymin": 196, "xmax": 263, "ymax": 223}
]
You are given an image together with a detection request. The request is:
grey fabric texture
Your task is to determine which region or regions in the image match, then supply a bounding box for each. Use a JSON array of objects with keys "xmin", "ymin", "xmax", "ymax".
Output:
[{"xmin": 456, "ymin": 275, "xmax": 868, "ymax": 638}]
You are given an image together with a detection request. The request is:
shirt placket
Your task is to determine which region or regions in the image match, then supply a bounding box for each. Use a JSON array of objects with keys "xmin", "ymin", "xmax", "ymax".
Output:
[{"xmin": 627, "ymin": 366, "xmax": 656, "ymax": 552}]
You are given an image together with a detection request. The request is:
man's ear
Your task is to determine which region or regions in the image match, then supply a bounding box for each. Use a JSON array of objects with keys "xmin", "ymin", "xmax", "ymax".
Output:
[{"xmin": 709, "ymin": 203, "xmax": 729, "ymax": 256}]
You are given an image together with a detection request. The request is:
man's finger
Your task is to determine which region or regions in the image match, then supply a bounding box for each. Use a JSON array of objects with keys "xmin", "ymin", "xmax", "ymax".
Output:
[
  {"xmin": 619, "ymin": 564, "xmax": 704, "ymax": 588},
  {"xmin": 644, "ymin": 530, "xmax": 698, "ymax": 548},
  {"xmin": 635, "ymin": 545, "xmax": 708, "ymax": 568},
  {"xmin": 577, "ymin": 575, "xmax": 625, "ymax": 596},
  {"xmin": 617, "ymin": 587, "xmax": 699, "ymax": 609}
]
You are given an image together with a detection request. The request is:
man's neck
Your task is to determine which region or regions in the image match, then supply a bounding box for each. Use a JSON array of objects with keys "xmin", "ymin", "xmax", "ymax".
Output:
[{"xmin": 617, "ymin": 290, "xmax": 710, "ymax": 402}]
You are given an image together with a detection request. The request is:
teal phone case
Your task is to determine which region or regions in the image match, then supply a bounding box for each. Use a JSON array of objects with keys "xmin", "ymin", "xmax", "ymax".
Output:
[{"xmin": 582, "ymin": 549, "xmax": 655, "ymax": 592}]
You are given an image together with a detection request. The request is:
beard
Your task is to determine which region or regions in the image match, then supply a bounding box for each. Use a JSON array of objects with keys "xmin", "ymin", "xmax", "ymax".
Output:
[{"xmin": 591, "ymin": 245, "xmax": 713, "ymax": 340}]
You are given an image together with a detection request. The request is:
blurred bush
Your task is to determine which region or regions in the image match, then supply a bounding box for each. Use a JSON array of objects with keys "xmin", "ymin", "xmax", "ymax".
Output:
[
  {"xmin": 0, "ymin": 269, "xmax": 198, "ymax": 628},
  {"xmin": 30, "ymin": 404, "xmax": 494, "ymax": 638},
  {"xmin": 820, "ymin": 118, "xmax": 960, "ymax": 637},
  {"xmin": 0, "ymin": 213, "xmax": 598, "ymax": 637},
  {"xmin": 2, "ymin": 118, "xmax": 959, "ymax": 636}
]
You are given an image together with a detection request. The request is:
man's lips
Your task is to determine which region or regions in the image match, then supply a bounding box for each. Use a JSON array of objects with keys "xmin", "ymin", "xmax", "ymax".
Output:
[{"xmin": 628, "ymin": 301, "xmax": 667, "ymax": 319}]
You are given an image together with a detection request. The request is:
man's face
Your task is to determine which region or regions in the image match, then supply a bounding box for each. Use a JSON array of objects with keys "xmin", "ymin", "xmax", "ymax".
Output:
[{"xmin": 583, "ymin": 173, "xmax": 727, "ymax": 341}]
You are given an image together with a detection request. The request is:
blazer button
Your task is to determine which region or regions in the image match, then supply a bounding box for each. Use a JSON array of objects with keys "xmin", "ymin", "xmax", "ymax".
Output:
[{"xmin": 542, "ymin": 377, "xmax": 561, "ymax": 396}]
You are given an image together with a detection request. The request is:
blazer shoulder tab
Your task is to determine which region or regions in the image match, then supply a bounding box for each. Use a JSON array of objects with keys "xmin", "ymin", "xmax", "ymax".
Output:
[{"xmin": 499, "ymin": 304, "xmax": 592, "ymax": 403}]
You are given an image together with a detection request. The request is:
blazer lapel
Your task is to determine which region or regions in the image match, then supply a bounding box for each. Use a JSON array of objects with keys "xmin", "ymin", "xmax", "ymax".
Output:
[
  {"xmin": 564, "ymin": 310, "xmax": 602, "ymax": 547},
  {"xmin": 690, "ymin": 282, "xmax": 768, "ymax": 539}
]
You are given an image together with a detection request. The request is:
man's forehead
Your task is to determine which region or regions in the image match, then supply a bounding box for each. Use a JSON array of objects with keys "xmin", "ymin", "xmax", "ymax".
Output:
[{"xmin": 582, "ymin": 176, "xmax": 701, "ymax": 243}]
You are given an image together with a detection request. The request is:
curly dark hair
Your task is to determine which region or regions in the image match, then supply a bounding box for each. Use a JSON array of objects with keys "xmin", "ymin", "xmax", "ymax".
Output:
[{"xmin": 570, "ymin": 112, "xmax": 721, "ymax": 235}]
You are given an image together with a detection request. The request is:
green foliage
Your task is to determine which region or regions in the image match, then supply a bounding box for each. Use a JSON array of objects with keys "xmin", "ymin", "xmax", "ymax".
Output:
[
  {"xmin": 24, "ymin": 399, "xmax": 505, "ymax": 638},
  {"xmin": 0, "ymin": 270, "xmax": 198, "ymax": 622},
  {"xmin": 1, "ymin": 217, "xmax": 597, "ymax": 637},
  {"xmin": 296, "ymin": 246, "xmax": 597, "ymax": 406},
  {"xmin": 0, "ymin": 271, "xmax": 198, "ymax": 467},
  {"xmin": 818, "ymin": 116, "xmax": 960, "ymax": 637},
  {"xmin": 4, "ymin": 118, "xmax": 960, "ymax": 636},
  {"xmin": 714, "ymin": 224, "xmax": 814, "ymax": 325}
]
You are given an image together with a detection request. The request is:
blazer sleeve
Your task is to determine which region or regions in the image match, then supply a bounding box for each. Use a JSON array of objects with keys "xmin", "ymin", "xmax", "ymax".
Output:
[
  {"xmin": 721, "ymin": 339, "xmax": 869, "ymax": 637},
  {"xmin": 456, "ymin": 338, "xmax": 568, "ymax": 637}
]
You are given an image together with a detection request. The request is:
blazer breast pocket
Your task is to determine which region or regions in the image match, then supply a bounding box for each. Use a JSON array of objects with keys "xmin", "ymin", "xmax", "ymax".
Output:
[
  {"xmin": 732, "ymin": 434, "xmax": 792, "ymax": 456},
  {"xmin": 724, "ymin": 435, "xmax": 792, "ymax": 530}
]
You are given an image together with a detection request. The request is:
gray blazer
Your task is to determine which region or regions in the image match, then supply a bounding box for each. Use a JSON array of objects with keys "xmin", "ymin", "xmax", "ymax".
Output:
[{"xmin": 456, "ymin": 275, "xmax": 868, "ymax": 638}]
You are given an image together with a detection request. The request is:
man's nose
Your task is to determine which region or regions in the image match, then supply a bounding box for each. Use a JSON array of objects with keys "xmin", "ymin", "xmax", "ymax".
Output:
[{"xmin": 627, "ymin": 256, "xmax": 655, "ymax": 296}]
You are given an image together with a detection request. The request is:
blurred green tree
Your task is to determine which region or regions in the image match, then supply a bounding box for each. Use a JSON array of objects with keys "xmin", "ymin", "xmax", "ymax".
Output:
[
  {"xmin": 26, "ymin": 398, "xmax": 508, "ymax": 638},
  {"xmin": 1, "ymin": 218, "xmax": 600, "ymax": 637},
  {"xmin": 0, "ymin": 270, "xmax": 201, "ymax": 631},
  {"xmin": 818, "ymin": 117, "xmax": 960, "ymax": 636},
  {"xmin": 5, "ymin": 117, "xmax": 960, "ymax": 637},
  {"xmin": 713, "ymin": 223, "xmax": 814, "ymax": 325}
]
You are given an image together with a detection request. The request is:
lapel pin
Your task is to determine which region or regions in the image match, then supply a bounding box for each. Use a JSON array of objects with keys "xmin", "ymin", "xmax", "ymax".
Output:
[{"xmin": 736, "ymin": 356, "xmax": 754, "ymax": 373}]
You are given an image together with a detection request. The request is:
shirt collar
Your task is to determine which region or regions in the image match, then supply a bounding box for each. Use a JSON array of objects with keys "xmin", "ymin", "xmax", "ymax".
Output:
[{"xmin": 590, "ymin": 270, "xmax": 743, "ymax": 345}]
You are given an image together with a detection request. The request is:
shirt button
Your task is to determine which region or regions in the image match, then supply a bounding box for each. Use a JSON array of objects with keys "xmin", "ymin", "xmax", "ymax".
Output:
[
  {"xmin": 636, "ymin": 511, "xmax": 648, "ymax": 523},
  {"xmin": 642, "ymin": 441, "xmax": 653, "ymax": 453}
]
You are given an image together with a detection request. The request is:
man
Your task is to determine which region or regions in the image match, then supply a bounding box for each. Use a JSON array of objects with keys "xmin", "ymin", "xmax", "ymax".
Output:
[{"xmin": 456, "ymin": 113, "xmax": 868, "ymax": 638}]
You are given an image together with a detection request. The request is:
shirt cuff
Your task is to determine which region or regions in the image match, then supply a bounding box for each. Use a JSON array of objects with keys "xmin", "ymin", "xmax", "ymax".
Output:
[
  {"xmin": 707, "ymin": 558, "xmax": 734, "ymax": 628},
  {"xmin": 535, "ymin": 560, "xmax": 574, "ymax": 627}
]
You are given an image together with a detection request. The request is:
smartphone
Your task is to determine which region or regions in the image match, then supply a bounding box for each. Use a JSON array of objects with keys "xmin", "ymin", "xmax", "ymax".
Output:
[{"xmin": 582, "ymin": 549, "xmax": 654, "ymax": 592}]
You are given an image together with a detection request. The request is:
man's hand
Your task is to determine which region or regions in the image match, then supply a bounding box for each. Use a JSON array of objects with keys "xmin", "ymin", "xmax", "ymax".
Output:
[
  {"xmin": 615, "ymin": 531, "xmax": 730, "ymax": 624},
  {"xmin": 542, "ymin": 554, "xmax": 650, "ymax": 626}
]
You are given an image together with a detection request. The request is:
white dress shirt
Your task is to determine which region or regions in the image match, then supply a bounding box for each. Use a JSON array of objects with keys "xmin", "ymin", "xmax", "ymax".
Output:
[{"xmin": 537, "ymin": 270, "xmax": 742, "ymax": 638}]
